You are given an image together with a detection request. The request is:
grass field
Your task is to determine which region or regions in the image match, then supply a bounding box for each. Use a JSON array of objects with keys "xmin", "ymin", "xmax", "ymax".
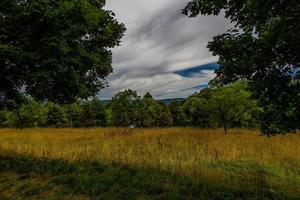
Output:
[{"xmin": 0, "ymin": 128, "xmax": 299, "ymax": 199}]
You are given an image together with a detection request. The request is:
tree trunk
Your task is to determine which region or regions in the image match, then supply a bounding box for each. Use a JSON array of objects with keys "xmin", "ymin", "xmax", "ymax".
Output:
[{"xmin": 224, "ymin": 125, "xmax": 227, "ymax": 134}]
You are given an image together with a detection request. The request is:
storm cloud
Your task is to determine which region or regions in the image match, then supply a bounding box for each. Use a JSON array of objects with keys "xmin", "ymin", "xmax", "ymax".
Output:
[{"xmin": 100, "ymin": 0, "xmax": 231, "ymax": 99}]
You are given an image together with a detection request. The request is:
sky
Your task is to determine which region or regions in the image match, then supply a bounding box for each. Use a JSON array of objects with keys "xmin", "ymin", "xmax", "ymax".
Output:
[{"xmin": 100, "ymin": 0, "xmax": 231, "ymax": 100}]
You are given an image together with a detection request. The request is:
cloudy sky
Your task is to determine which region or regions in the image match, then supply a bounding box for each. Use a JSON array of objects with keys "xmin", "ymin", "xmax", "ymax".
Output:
[{"xmin": 100, "ymin": 0, "xmax": 231, "ymax": 100}]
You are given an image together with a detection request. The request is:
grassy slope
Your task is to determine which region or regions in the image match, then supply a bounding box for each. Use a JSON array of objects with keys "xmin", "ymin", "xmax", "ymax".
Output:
[{"xmin": 0, "ymin": 128, "xmax": 299, "ymax": 199}]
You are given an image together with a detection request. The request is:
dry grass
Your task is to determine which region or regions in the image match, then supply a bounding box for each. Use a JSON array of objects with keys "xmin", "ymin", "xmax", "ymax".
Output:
[{"xmin": 0, "ymin": 128, "xmax": 299, "ymax": 195}]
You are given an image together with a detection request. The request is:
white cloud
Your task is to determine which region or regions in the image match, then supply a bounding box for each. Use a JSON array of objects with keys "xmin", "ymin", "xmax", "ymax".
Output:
[{"xmin": 100, "ymin": 0, "xmax": 231, "ymax": 99}]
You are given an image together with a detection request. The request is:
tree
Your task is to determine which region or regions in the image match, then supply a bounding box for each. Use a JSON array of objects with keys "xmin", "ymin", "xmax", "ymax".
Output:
[
  {"xmin": 138, "ymin": 92, "xmax": 173, "ymax": 127},
  {"xmin": 80, "ymin": 103, "xmax": 96, "ymax": 127},
  {"xmin": 157, "ymin": 102, "xmax": 173, "ymax": 127},
  {"xmin": 0, "ymin": 0, "xmax": 125, "ymax": 106},
  {"xmin": 89, "ymin": 99, "xmax": 107, "ymax": 127},
  {"xmin": 203, "ymin": 81, "xmax": 259, "ymax": 133},
  {"xmin": 79, "ymin": 99, "xmax": 107, "ymax": 127},
  {"xmin": 7, "ymin": 98, "xmax": 48, "ymax": 128},
  {"xmin": 139, "ymin": 92, "xmax": 158, "ymax": 127},
  {"xmin": 45, "ymin": 103, "xmax": 66, "ymax": 128},
  {"xmin": 183, "ymin": 88, "xmax": 214, "ymax": 127},
  {"xmin": 63, "ymin": 103, "xmax": 82, "ymax": 128},
  {"xmin": 169, "ymin": 100, "xmax": 189, "ymax": 126},
  {"xmin": 111, "ymin": 90, "xmax": 141, "ymax": 127},
  {"xmin": 183, "ymin": 0, "xmax": 300, "ymax": 134}
]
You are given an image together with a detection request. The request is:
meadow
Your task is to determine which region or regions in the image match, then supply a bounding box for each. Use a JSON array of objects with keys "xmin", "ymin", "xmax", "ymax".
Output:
[{"xmin": 0, "ymin": 128, "xmax": 299, "ymax": 199}]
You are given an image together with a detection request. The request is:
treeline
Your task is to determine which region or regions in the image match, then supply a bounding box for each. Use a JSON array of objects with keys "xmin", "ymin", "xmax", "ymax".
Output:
[
  {"xmin": 0, "ymin": 80, "xmax": 260, "ymax": 132},
  {"xmin": 0, "ymin": 99, "xmax": 107, "ymax": 128}
]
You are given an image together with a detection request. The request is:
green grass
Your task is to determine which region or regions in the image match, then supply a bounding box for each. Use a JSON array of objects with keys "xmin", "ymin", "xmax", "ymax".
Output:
[{"xmin": 0, "ymin": 153, "xmax": 297, "ymax": 200}]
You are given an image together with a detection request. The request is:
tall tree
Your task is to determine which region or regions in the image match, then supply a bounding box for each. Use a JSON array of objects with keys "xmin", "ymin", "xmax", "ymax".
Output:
[
  {"xmin": 0, "ymin": 0, "xmax": 125, "ymax": 106},
  {"xmin": 140, "ymin": 92, "xmax": 158, "ymax": 127},
  {"xmin": 169, "ymin": 100, "xmax": 188, "ymax": 126},
  {"xmin": 157, "ymin": 102, "xmax": 173, "ymax": 127},
  {"xmin": 111, "ymin": 89, "xmax": 141, "ymax": 127},
  {"xmin": 183, "ymin": 89, "xmax": 212, "ymax": 127},
  {"xmin": 183, "ymin": 0, "xmax": 300, "ymax": 134}
]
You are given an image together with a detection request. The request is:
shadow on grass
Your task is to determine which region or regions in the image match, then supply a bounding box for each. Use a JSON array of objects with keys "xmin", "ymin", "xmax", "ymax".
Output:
[{"xmin": 0, "ymin": 154, "xmax": 291, "ymax": 200}]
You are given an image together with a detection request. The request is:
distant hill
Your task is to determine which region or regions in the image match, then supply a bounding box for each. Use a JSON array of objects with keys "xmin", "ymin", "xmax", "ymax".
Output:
[
  {"xmin": 101, "ymin": 98, "xmax": 185, "ymax": 105},
  {"xmin": 158, "ymin": 98, "xmax": 185, "ymax": 105},
  {"xmin": 100, "ymin": 100, "xmax": 112, "ymax": 105}
]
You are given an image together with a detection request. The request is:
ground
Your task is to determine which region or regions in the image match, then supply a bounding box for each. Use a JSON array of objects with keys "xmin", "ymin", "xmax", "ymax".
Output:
[{"xmin": 0, "ymin": 128, "xmax": 299, "ymax": 199}]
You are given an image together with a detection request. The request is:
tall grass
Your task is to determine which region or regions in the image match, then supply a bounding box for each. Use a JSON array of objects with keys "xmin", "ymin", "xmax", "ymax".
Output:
[{"xmin": 0, "ymin": 128, "xmax": 299, "ymax": 196}]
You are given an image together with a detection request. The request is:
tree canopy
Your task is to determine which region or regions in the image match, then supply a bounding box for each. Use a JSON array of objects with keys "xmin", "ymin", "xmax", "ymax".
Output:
[
  {"xmin": 110, "ymin": 91, "xmax": 173, "ymax": 128},
  {"xmin": 202, "ymin": 81, "xmax": 259, "ymax": 133},
  {"xmin": 183, "ymin": 0, "xmax": 300, "ymax": 135},
  {"xmin": 0, "ymin": 0, "xmax": 125, "ymax": 107}
]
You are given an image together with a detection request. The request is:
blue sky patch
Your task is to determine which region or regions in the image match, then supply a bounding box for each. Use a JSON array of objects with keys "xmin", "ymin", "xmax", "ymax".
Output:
[{"xmin": 174, "ymin": 63, "xmax": 220, "ymax": 78}]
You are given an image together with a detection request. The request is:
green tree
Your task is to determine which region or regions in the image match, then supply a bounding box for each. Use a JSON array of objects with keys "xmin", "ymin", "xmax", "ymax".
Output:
[
  {"xmin": 0, "ymin": 0, "xmax": 125, "ymax": 105},
  {"xmin": 80, "ymin": 103, "xmax": 96, "ymax": 127},
  {"xmin": 111, "ymin": 90, "xmax": 141, "ymax": 127},
  {"xmin": 183, "ymin": 89, "xmax": 212, "ymax": 127},
  {"xmin": 8, "ymin": 98, "xmax": 48, "ymax": 128},
  {"xmin": 183, "ymin": 0, "xmax": 300, "ymax": 134},
  {"xmin": 63, "ymin": 103, "xmax": 82, "ymax": 128},
  {"xmin": 79, "ymin": 99, "xmax": 107, "ymax": 127},
  {"xmin": 45, "ymin": 103, "xmax": 66, "ymax": 128},
  {"xmin": 89, "ymin": 99, "xmax": 107, "ymax": 127},
  {"xmin": 169, "ymin": 100, "xmax": 188, "ymax": 126},
  {"xmin": 204, "ymin": 81, "xmax": 259, "ymax": 133},
  {"xmin": 157, "ymin": 102, "xmax": 173, "ymax": 127},
  {"xmin": 138, "ymin": 93, "xmax": 173, "ymax": 127},
  {"xmin": 139, "ymin": 92, "xmax": 158, "ymax": 127}
]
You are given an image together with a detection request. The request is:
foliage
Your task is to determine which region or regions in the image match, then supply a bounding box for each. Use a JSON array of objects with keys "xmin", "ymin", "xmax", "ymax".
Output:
[
  {"xmin": 44, "ymin": 103, "xmax": 66, "ymax": 128},
  {"xmin": 157, "ymin": 102, "xmax": 173, "ymax": 127},
  {"xmin": 183, "ymin": 81, "xmax": 259, "ymax": 132},
  {"xmin": 111, "ymin": 91, "xmax": 173, "ymax": 127},
  {"xmin": 183, "ymin": 0, "xmax": 300, "ymax": 134},
  {"xmin": 7, "ymin": 99, "xmax": 48, "ymax": 128},
  {"xmin": 89, "ymin": 98, "xmax": 107, "ymax": 127},
  {"xmin": 183, "ymin": 89, "xmax": 211, "ymax": 127},
  {"xmin": 0, "ymin": 110, "xmax": 8, "ymax": 127},
  {"xmin": 169, "ymin": 101, "xmax": 189, "ymax": 126},
  {"xmin": 205, "ymin": 81, "xmax": 259, "ymax": 133},
  {"xmin": 79, "ymin": 99, "xmax": 107, "ymax": 127},
  {"xmin": 0, "ymin": 85, "xmax": 261, "ymax": 130},
  {"xmin": 138, "ymin": 93, "xmax": 172, "ymax": 127},
  {"xmin": 63, "ymin": 103, "xmax": 83, "ymax": 128},
  {"xmin": 111, "ymin": 89, "xmax": 141, "ymax": 127},
  {"xmin": 139, "ymin": 92, "xmax": 158, "ymax": 127},
  {"xmin": 0, "ymin": 0, "xmax": 125, "ymax": 106}
]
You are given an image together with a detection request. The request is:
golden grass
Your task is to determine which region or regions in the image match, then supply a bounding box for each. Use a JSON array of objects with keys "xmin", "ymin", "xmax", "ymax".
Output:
[{"xmin": 0, "ymin": 128, "xmax": 299, "ymax": 192}]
